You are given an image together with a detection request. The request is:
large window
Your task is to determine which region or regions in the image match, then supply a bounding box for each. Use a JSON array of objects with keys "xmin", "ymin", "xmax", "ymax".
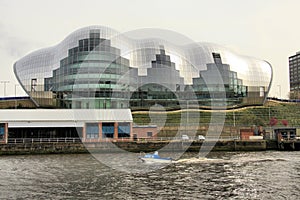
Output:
[
  {"xmin": 147, "ymin": 132, "xmax": 153, "ymax": 137},
  {"xmin": 0, "ymin": 123, "xmax": 5, "ymax": 140},
  {"xmin": 8, "ymin": 127, "xmax": 81, "ymax": 138},
  {"xmin": 118, "ymin": 122, "xmax": 130, "ymax": 138},
  {"xmin": 102, "ymin": 123, "xmax": 114, "ymax": 138},
  {"xmin": 86, "ymin": 123, "xmax": 99, "ymax": 139}
]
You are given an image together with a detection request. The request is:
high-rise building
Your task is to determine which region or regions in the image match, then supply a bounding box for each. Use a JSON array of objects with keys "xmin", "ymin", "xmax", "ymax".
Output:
[{"xmin": 289, "ymin": 52, "xmax": 300, "ymax": 98}]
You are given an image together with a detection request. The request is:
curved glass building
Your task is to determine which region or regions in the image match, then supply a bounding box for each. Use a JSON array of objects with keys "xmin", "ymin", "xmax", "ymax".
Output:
[{"xmin": 14, "ymin": 26, "xmax": 272, "ymax": 110}]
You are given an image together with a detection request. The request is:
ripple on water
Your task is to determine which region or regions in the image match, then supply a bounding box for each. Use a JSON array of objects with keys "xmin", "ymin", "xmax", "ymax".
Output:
[{"xmin": 0, "ymin": 151, "xmax": 300, "ymax": 199}]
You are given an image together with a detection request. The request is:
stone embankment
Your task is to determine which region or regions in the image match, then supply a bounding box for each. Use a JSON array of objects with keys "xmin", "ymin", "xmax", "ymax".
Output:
[{"xmin": 0, "ymin": 140, "xmax": 282, "ymax": 155}]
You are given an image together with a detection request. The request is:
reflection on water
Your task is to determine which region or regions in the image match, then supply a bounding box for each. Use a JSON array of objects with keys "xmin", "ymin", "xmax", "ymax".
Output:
[{"xmin": 0, "ymin": 151, "xmax": 300, "ymax": 199}]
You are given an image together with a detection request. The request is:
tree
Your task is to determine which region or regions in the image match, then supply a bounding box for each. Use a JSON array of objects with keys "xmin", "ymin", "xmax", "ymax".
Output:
[{"xmin": 238, "ymin": 113, "xmax": 265, "ymax": 126}]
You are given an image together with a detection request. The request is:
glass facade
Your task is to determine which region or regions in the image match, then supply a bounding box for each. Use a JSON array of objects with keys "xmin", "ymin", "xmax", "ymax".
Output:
[
  {"xmin": 289, "ymin": 52, "xmax": 300, "ymax": 96},
  {"xmin": 0, "ymin": 123, "xmax": 5, "ymax": 140},
  {"xmin": 14, "ymin": 26, "xmax": 272, "ymax": 109},
  {"xmin": 102, "ymin": 123, "xmax": 114, "ymax": 138},
  {"xmin": 86, "ymin": 123, "xmax": 99, "ymax": 139},
  {"xmin": 118, "ymin": 122, "xmax": 131, "ymax": 138}
]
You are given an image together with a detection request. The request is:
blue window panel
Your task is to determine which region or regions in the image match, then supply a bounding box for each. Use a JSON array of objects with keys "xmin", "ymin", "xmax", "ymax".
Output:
[
  {"xmin": 118, "ymin": 126, "xmax": 130, "ymax": 134},
  {"xmin": 86, "ymin": 123, "xmax": 99, "ymax": 139},
  {"xmin": 86, "ymin": 125, "xmax": 99, "ymax": 134},
  {"xmin": 102, "ymin": 126, "xmax": 114, "ymax": 134}
]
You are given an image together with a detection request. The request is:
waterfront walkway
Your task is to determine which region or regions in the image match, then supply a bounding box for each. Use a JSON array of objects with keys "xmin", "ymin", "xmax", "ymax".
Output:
[{"xmin": 0, "ymin": 137, "xmax": 280, "ymax": 155}]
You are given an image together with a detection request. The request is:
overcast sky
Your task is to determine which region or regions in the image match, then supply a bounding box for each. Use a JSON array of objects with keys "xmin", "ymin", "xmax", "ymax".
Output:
[{"xmin": 0, "ymin": 0, "xmax": 299, "ymax": 98}]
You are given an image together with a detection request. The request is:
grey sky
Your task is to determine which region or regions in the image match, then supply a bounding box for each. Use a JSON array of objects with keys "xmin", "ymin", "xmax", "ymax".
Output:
[{"xmin": 0, "ymin": 0, "xmax": 299, "ymax": 98}]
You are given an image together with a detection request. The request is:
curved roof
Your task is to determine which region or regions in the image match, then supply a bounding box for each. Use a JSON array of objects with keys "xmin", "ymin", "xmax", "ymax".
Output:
[
  {"xmin": 14, "ymin": 25, "xmax": 272, "ymax": 85},
  {"xmin": 13, "ymin": 26, "xmax": 273, "ymax": 108}
]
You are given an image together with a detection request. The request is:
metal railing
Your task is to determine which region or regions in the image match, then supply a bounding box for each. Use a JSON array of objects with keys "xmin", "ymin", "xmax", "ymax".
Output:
[
  {"xmin": 7, "ymin": 138, "xmax": 82, "ymax": 144},
  {"xmin": 131, "ymin": 136, "xmax": 239, "ymax": 142},
  {"xmin": 7, "ymin": 135, "xmax": 241, "ymax": 144}
]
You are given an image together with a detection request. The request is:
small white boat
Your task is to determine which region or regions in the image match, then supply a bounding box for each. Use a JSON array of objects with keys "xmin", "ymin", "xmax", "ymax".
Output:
[{"xmin": 139, "ymin": 151, "xmax": 173, "ymax": 164}]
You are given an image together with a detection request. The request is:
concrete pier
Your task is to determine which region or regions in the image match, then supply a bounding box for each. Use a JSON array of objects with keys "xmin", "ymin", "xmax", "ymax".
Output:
[
  {"xmin": 0, "ymin": 139, "xmax": 284, "ymax": 155},
  {"xmin": 0, "ymin": 142, "xmax": 88, "ymax": 155}
]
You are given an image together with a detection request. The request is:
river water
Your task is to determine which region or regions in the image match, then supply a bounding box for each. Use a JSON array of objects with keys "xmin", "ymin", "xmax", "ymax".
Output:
[{"xmin": 0, "ymin": 151, "xmax": 299, "ymax": 199}]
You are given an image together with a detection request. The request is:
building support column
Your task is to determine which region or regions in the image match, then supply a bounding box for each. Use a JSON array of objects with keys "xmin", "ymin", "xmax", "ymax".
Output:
[
  {"xmin": 82, "ymin": 124, "xmax": 86, "ymax": 142},
  {"xmin": 130, "ymin": 122, "xmax": 133, "ymax": 140},
  {"xmin": 4, "ymin": 123, "xmax": 8, "ymax": 144},
  {"xmin": 98, "ymin": 122, "xmax": 102, "ymax": 141},
  {"xmin": 114, "ymin": 122, "xmax": 118, "ymax": 140}
]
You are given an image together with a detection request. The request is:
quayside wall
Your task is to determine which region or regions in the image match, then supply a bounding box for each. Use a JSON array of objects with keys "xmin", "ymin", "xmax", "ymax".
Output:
[{"xmin": 0, "ymin": 140, "xmax": 281, "ymax": 155}]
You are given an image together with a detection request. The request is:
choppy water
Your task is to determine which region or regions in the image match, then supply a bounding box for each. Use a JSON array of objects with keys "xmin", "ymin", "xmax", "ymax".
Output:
[{"xmin": 0, "ymin": 151, "xmax": 300, "ymax": 199}]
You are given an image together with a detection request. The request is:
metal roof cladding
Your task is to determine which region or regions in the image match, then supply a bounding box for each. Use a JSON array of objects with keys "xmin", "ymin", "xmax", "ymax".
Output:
[{"xmin": 0, "ymin": 109, "xmax": 133, "ymax": 122}]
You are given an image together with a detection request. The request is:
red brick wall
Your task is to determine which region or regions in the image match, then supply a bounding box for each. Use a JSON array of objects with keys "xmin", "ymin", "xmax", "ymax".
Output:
[
  {"xmin": 132, "ymin": 126, "xmax": 158, "ymax": 138},
  {"xmin": 240, "ymin": 129, "xmax": 254, "ymax": 140}
]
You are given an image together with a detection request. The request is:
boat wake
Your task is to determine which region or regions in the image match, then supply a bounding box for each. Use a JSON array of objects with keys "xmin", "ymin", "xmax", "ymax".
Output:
[
  {"xmin": 174, "ymin": 157, "xmax": 224, "ymax": 164},
  {"xmin": 139, "ymin": 151, "xmax": 225, "ymax": 165}
]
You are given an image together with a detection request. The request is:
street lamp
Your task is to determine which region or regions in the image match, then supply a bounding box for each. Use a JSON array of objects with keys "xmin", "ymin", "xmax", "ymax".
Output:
[{"xmin": 0, "ymin": 81, "xmax": 10, "ymax": 97}]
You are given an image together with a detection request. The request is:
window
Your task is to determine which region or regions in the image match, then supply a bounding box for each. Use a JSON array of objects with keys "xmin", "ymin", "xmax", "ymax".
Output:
[
  {"xmin": 102, "ymin": 123, "xmax": 114, "ymax": 138},
  {"xmin": 86, "ymin": 123, "xmax": 99, "ymax": 139},
  {"xmin": 147, "ymin": 132, "xmax": 153, "ymax": 137},
  {"xmin": 118, "ymin": 122, "xmax": 130, "ymax": 138},
  {"xmin": 0, "ymin": 123, "xmax": 5, "ymax": 140},
  {"xmin": 259, "ymin": 86, "xmax": 265, "ymax": 97}
]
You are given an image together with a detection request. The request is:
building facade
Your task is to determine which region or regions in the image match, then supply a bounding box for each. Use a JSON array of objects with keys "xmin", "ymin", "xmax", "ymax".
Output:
[
  {"xmin": 14, "ymin": 26, "xmax": 273, "ymax": 109},
  {"xmin": 0, "ymin": 109, "xmax": 133, "ymax": 143},
  {"xmin": 132, "ymin": 125, "xmax": 158, "ymax": 139},
  {"xmin": 289, "ymin": 52, "xmax": 300, "ymax": 98}
]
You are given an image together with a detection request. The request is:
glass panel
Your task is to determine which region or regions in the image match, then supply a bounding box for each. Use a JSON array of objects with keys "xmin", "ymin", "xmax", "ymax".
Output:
[
  {"xmin": 86, "ymin": 123, "xmax": 99, "ymax": 139},
  {"xmin": 102, "ymin": 123, "xmax": 114, "ymax": 138},
  {"xmin": 0, "ymin": 123, "xmax": 5, "ymax": 140}
]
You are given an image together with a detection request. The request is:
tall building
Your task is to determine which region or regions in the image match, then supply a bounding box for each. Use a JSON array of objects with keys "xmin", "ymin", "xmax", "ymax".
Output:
[
  {"xmin": 289, "ymin": 52, "xmax": 300, "ymax": 98},
  {"xmin": 13, "ymin": 26, "xmax": 273, "ymax": 109}
]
